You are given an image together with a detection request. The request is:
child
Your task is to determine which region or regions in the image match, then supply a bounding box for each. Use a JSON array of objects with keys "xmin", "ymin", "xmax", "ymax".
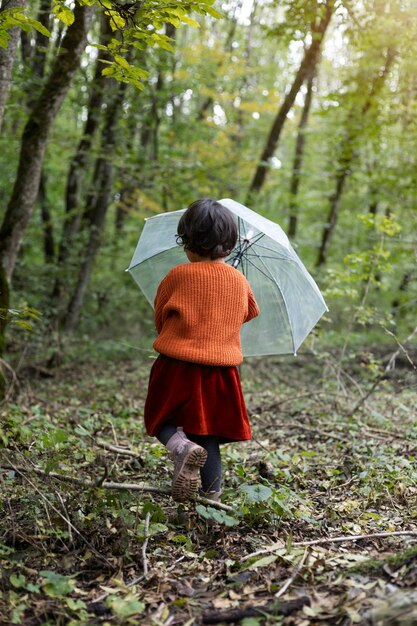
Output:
[{"xmin": 144, "ymin": 198, "xmax": 260, "ymax": 502}]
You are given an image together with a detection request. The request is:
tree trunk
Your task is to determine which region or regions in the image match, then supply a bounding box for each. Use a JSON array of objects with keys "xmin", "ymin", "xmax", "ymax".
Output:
[
  {"xmin": 0, "ymin": 265, "xmax": 10, "ymax": 397},
  {"xmin": 287, "ymin": 70, "xmax": 315, "ymax": 238},
  {"xmin": 38, "ymin": 172, "xmax": 55, "ymax": 262},
  {"xmin": 316, "ymin": 48, "xmax": 396, "ymax": 267},
  {"xmin": 234, "ymin": 0, "xmax": 257, "ymax": 144},
  {"xmin": 63, "ymin": 77, "xmax": 128, "ymax": 332},
  {"xmin": 31, "ymin": 0, "xmax": 52, "ymax": 79},
  {"xmin": 392, "ymin": 271, "xmax": 412, "ymax": 315},
  {"xmin": 248, "ymin": 0, "xmax": 334, "ymax": 197},
  {"xmin": 196, "ymin": 13, "xmax": 237, "ymax": 121},
  {"xmin": 0, "ymin": 2, "xmax": 93, "ymax": 284},
  {"xmin": 0, "ymin": 0, "xmax": 27, "ymax": 133},
  {"xmin": 51, "ymin": 15, "xmax": 112, "ymax": 304}
]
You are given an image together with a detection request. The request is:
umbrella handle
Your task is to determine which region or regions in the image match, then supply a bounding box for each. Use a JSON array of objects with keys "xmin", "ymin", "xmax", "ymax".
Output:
[{"xmin": 231, "ymin": 238, "xmax": 250, "ymax": 268}]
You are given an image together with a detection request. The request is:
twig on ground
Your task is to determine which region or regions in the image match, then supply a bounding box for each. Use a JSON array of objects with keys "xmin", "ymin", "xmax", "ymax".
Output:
[
  {"xmin": 242, "ymin": 530, "xmax": 417, "ymax": 562},
  {"xmin": 54, "ymin": 489, "xmax": 73, "ymax": 542},
  {"xmin": 142, "ymin": 512, "xmax": 151, "ymax": 578},
  {"xmin": 275, "ymin": 548, "xmax": 309, "ymax": 598},
  {"xmin": 0, "ymin": 464, "xmax": 234, "ymax": 512},
  {"xmin": 294, "ymin": 530, "xmax": 417, "ymax": 547},
  {"xmin": 5, "ymin": 461, "xmax": 115, "ymax": 571},
  {"xmin": 110, "ymin": 421, "xmax": 119, "ymax": 446},
  {"xmin": 89, "ymin": 573, "xmax": 146, "ymax": 607},
  {"xmin": 96, "ymin": 441, "xmax": 142, "ymax": 458}
]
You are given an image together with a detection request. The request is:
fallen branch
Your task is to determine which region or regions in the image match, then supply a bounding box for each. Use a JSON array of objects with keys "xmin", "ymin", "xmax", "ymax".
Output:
[
  {"xmin": 96, "ymin": 441, "xmax": 143, "ymax": 458},
  {"xmin": 5, "ymin": 461, "xmax": 115, "ymax": 571},
  {"xmin": 294, "ymin": 530, "xmax": 417, "ymax": 547},
  {"xmin": 0, "ymin": 464, "xmax": 234, "ymax": 512},
  {"xmin": 275, "ymin": 548, "xmax": 309, "ymax": 598},
  {"xmin": 202, "ymin": 596, "xmax": 310, "ymax": 624},
  {"xmin": 142, "ymin": 512, "xmax": 151, "ymax": 578},
  {"xmin": 242, "ymin": 530, "xmax": 417, "ymax": 562}
]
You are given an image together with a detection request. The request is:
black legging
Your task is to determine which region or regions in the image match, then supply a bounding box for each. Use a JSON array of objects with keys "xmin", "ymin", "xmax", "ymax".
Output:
[{"xmin": 157, "ymin": 425, "xmax": 222, "ymax": 493}]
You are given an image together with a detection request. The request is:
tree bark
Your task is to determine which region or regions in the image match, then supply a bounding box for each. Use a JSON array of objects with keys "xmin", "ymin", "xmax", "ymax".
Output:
[
  {"xmin": 0, "ymin": 264, "xmax": 10, "ymax": 396},
  {"xmin": 234, "ymin": 0, "xmax": 257, "ymax": 144},
  {"xmin": 287, "ymin": 70, "xmax": 315, "ymax": 238},
  {"xmin": 38, "ymin": 172, "xmax": 55, "ymax": 262},
  {"xmin": 51, "ymin": 15, "xmax": 112, "ymax": 304},
  {"xmin": 315, "ymin": 47, "xmax": 396, "ymax": 267},
  {"xmin": 63, "ymin": 76, "xmax": 128, "ymax": 332},
  {"xmin": 248, "ymin": 0, "xmax": 334, "ymax": 197},
  {"xmin": 30, "ymin": 0, "xmax": 52, "ymax": 79},
  {"xmin": 0, "ymin": 2, "xmax": 93, "ymax": 284},
  {"xmin": 0, "ymin": 0, "xmax": 27, "ymax": 133}
]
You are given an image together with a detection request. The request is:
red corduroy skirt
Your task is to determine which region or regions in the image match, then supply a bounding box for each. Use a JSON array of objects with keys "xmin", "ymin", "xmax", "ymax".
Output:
[{"xmin": 144, "ymin": 355, "xmax": 251, "ymax": 442}]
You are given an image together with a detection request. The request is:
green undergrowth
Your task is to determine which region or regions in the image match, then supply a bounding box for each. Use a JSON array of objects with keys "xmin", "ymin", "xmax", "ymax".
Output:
[{"xmin": 1, "ymin": 341, "xmax": 417, "ymax": 624}]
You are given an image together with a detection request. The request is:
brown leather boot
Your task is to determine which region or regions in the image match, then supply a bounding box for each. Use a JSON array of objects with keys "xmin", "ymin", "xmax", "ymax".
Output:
[{"xmin": 168, "ymin": 435, "xmax": 207, "ymax": 502}]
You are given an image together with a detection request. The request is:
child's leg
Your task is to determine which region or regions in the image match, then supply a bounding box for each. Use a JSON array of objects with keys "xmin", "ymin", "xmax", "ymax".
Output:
[
  {"xmin": 156, "ymin": 423, "xmax": 178, "ymax": 446},
  {"xmin": 186, "ymin": 434, "xmax": 221, "ymax": 497},
  {"xmin": 156, "ymin": 424, "xmax": 207, "ymax": 502}
]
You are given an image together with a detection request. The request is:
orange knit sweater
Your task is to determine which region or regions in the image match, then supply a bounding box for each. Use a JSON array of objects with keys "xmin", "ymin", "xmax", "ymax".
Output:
[{"xmin": 153, "ymin": 262, "xmax": 260, "ymax": 366}]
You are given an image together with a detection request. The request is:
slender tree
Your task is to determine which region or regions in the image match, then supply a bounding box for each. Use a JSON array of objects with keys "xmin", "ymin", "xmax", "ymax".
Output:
[
  {"xmin": 51, "ymin": 15, "xmax": 113, "ymax": 305},
  {"xmin": 248, "ymin": 0, "xmax": 334, "ymax": 197},
  {"xmin": 63, "ymin": 75, "xmax": 128, "ymax": 332},
  {"xmin": 287, "ymin": 70, "xmax": 315, "ymax": 238},
  {"xmin": 316, "ymin": 48, "xmax": 396, "ymax": 267},
  {"xmin": 0, "ymin": 0, "xmax": 27, "ymax": 132}
]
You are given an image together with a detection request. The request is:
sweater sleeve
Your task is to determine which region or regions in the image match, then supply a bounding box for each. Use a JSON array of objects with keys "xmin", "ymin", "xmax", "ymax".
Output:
[
  {"xmin": 245, "ymin": 286, "xmax": 260, "ymax": 323},
  {"xmin": 154, "ymin": 278, "xmax": 169, "ymax": 334}
]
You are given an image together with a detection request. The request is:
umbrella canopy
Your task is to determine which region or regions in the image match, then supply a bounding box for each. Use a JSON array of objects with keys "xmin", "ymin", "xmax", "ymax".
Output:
[{"xmin": 127, "ymin": 198, "xmax": 328, "ymax": 357}]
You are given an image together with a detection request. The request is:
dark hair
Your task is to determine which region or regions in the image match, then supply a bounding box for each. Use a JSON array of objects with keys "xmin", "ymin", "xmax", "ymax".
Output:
[{"xmin": 177, "ymin": 198, "xmax": 237, "ymax": 260}]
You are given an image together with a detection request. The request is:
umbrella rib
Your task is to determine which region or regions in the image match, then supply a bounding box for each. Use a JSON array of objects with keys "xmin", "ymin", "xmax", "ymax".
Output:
[
  {"xmin": 240, "ymin": 255, "xmax": 277, "ymax": 284},
  {"xmin": 250, "ymin": 240, "xmax": 292, "ymax": 255},
  {"xmin": 245, "ymin": 251, "xmax": 293, "ymax": 263},
  {"xmin": 247, "ymin": 253, "xmax": 296, "ymax": 355},
  {"xmin": 127, "ymin": 246, "xmax": 183, "ymax": 270}
]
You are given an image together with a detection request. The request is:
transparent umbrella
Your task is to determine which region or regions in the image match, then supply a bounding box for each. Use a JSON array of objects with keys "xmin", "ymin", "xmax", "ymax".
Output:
[{"xmin": 126, "ymin": 198, "xmax": 328, "ymax": 356}]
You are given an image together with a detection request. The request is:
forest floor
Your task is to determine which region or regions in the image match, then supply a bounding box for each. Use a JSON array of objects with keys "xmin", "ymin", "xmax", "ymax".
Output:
[{"xmin": 1, "ymin": 343, "xmax": 417, "ymax": 626}]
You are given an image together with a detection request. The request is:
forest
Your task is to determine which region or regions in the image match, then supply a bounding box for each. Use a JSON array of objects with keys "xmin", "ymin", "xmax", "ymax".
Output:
[{"xmin": 0, "ymin": 0, "xmax": 417, "ymax": 623}]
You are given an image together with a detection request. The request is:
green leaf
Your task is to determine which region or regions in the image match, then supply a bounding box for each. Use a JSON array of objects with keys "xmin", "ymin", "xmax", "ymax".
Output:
[
  {"xmin": 202, "ymin": 5, "xmax": 222, "ymax": 18},
  {"xmin": 241, "ymin": 618, "xmax": 263, "ymax": 626},
  {"xmin": 240, "ymin": 484, "xmax": 273, "ymax": 502},
  {"xmin": 102, "ymin": 66, "xmax": 117, "ymax": 77},
  {"xmin": 26, "ymin": 17, "xmax": 51, "ymax": 37},
  {"xmin": 181, "ymin": 15, "xmax": 200, "ymax": 28},
  {"xmin": 66, "ymin": 598, "xmax": 87, "ymax": 611},
  {"xmin": 114, "ymin": 54, "xmax": 130, "ymax": 69},
  {"xmin": 105, "ymin": 594, "xmax": 145, "ymax": 618},
  {"xmin": 53, "ymin": 4, "xmax": 74, "ymax": 26},
  {"xmin": 10, "ymin": 574, "xmax": 26, "ymax": 588},
  {"xmin": 107, "ymin": 10, "xmax": 126, "ymax": 30},
  {"xmin": 196, "ymin": 505, "xmax": 239, "ymax": 526},
  {"xmin": 0, "ymin": 31, "xmax": 10, "ymax": 48},
  {"xmin": 246, "ymin": 554, "xmax": 278, "ymax": 570},
  {"xmin": 40, "ymin": 570, "xmax": 75, "ymax": 597}
]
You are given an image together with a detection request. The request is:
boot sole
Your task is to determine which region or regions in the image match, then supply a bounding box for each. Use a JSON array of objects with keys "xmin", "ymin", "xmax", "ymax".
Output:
[{"xmin": 172, "ymin": 446, "xmax": 208, "ymax": 502}]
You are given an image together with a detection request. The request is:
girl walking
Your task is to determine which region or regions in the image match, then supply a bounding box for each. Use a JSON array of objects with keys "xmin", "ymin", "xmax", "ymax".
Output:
[{"xmin": 144, "ymin": 198, "xmax": 259, "ymax": 502}]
